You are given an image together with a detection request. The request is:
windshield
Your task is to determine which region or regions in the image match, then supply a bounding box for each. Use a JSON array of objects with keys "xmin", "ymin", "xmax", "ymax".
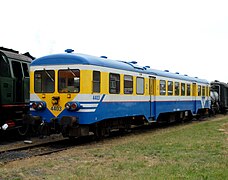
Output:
[
  {"xmin": 58, "ymin": 69, "xmax": 80, "ymax": 93},
  {"xmin": 34, "ymin": 70, "xmax": 55, "ymax": 93}
]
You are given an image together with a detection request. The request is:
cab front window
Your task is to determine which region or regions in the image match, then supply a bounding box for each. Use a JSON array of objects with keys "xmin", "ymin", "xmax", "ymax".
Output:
[
  {"xmin": 34, "ymin": 70, "xmax": 55, "ymax": 93},
  {"xmin": 58, "ymin": 69, "xmax": 80, "ymax": 93}
]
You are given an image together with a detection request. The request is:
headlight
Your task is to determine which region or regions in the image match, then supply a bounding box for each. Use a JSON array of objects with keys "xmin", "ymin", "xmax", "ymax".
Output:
[
  {"xmin": 65, "ymin": 103, "xmax": 71, "ymax": 110},
  {"xmin": 32, "ymin": 102, "xmax": 38, "ymax": 109},
  {"xmin": 37, "ymin": 102, "xmax": 45, "ymax": 110}
]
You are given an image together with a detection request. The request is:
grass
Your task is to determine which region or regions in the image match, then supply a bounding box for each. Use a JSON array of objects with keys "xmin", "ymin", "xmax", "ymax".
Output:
[{"xmin": 0, "ymin": 116, "xmax": 228, "ymax": 179}]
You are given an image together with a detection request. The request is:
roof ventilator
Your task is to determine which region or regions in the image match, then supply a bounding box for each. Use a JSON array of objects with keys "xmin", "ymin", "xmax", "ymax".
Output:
[
  {"xmin": 100, "ymin": 56, "xmax": 108, "ymax": 59},
  {"xmin": 65, "ymin": 49, "xmax": 74, "ymax": 53}
]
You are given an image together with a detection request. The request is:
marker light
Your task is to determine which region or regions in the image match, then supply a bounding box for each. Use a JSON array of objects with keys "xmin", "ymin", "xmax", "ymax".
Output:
[
  {"xmin": 65, "ymin": 102, "xmax": 80, "ymax": 111},
  {"xmin": 71, "ymin": 103, "xmax": 77, "ymax": 110},
  {"xmin": 32, "ymin": 101, "xmax": 46, "ymax": 110},
  {"xmin": 32, "ymin": 102, "xmax": 38, "ymax": 109}
]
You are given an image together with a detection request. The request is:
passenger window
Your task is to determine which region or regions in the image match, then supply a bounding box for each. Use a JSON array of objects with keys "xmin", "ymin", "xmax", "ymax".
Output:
[
  {"xmin": 175, "ymin": 82, "xmax": 180, "ymax": 95},
  {"xmin": 93, "ymin": 71, "xmax": 100, "ymax": 93},
  {"xmin": 136, "ymin": 77, "xmax": 144, "ymax": 94},
  {"xmin": 198, "ymin": 85, "xmax": 201, "ymax": 96},
  {"xmin": 168, "ymin": 81, "xmax": 173, "ymax": 95},
  {"xmin": 181, "ymin": 83, "xmax": 185, "ymax": 96},
  {"xmin": 187, "ymin": 84, "xmax": 191, "ymax": 96},
  {"xmin": 202, "ymin": 86, "xmax": 205, "ymax": 96},
  {"xmin": 58, "ymin": 69, "xmax": 80, "ymax": 93},
  {"xmin": 109, "ymin": 73, "xmax": 120, "ymax": 94},
  {"xmin": 160, "ymin": 80, "xmax": 166, "ymax": 95},
  {"xmin": 124, "ymin": 75, "xmax": 133, "ymax": 94}
]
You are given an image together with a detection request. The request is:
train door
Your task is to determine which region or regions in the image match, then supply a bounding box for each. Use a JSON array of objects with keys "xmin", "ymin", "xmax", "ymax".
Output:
[
  {"xmin": 192, "ymin": 83, "xmax": 197, "ymax": 114},
  {"xmin": 149, "ymin": 77, "xmax": 156, "ymax": 120}
]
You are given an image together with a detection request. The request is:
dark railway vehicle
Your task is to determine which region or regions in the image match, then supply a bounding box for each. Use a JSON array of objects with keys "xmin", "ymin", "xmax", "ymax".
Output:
[
  {"xmin": 30, "ymin": 49, "xmax": 210, "ymax": 138},
  {"xmin": 210, "ymin": 80, "xmax": 228, "ymax": 114},
  {"xmin": 0, "ymin": 47, "xmax": 34, "ymax": 135}
]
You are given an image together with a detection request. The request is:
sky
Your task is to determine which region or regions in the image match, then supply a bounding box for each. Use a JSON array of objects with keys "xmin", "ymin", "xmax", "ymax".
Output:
[{"xmin": 1, "ymin": 0, "xmax": 228, "ymax": 83}]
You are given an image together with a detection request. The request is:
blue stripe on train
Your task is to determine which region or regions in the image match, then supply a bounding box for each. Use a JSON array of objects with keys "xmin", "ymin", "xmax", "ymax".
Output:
[{"xmin": 31, "ymin": 100, "xmax": 210, "ymax": 124}]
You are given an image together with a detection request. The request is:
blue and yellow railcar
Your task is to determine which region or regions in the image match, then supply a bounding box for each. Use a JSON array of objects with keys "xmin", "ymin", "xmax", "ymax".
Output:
[{"xmin": 30, "ymin": 49, "xmax": 210, "ymax": 137}]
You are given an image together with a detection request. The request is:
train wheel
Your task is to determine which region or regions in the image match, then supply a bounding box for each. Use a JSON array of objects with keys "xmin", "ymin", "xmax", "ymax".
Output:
[
  {"xmin": 17, "ymin": 124, "xmax": 29, "ymax": 136},
  {"xmin": 94, "ymin": 126, "xmax": 110, "ymax": 140}
]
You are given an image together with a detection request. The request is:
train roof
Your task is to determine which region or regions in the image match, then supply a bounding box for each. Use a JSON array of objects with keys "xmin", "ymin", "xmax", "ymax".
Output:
[
  {"xmin": 31, "ymin": 51, "xmax": 209, "ymax": 84},
  {"xmin": 211, "ymin": 81, "xmax": 228, "ymax": 87},
  {"xmin": 0, "ymin": 48, "xmax": 33, "ymax": 62}
]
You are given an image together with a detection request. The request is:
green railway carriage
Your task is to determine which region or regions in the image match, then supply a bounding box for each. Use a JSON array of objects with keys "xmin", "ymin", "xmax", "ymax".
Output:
[{"xmin": 0, "ymin": 47, "xmax": 33, "ymax": 134}]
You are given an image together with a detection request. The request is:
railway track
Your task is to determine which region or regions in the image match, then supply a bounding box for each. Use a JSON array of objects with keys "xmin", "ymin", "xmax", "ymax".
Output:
[
  {"xmin": 0, "ymin": 138, "xmax": 70, "ymax": 163},
  {"xmin": 0, "ymin": 134, "xmax": 103, "ymax": 164},
  {"xmin": 0, "ymin": 115, "xmax": 221, "ymax": 164}
]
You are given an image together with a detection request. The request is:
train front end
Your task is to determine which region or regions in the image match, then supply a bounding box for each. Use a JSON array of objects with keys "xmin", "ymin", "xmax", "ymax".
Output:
[{"xmin": 30, "ymin": 52, "xmax": 93, "ymax": 137}]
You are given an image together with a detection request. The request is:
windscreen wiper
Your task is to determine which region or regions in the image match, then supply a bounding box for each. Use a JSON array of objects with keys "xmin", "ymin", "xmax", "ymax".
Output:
[
  {"xmin": 68, "ymin": 67, "xmax": 76, "ymax": 77},
  {"xmin": 44, "ymin": 68, "xmax": 54, "ymax": 82}
]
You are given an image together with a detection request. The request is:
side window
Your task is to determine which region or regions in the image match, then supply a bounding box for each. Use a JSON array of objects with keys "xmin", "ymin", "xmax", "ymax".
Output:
[
  {"xmin": 187, "ymin": 84, "xmax": 191, "ymax": 96},
  {"xmin": 175, "ymin": 82, "xmax": 180, "ymax": 96},
  {"xmin": 202, "ymin": 86, "xmax": 205, "ymax": 96},
  {"xmin": 181, "ymin": 83, "xmax": 185, "ymax": 96},
  {"xmin": 93, "ymin": 71, "xmax": 100, "ymax": 93},
  {"xmin": 160, "ymin": 80, "xmax": 166, "ymax": 95},
  {"xmin": 168, "ymin": 81, "xmax": 173, "ymax": 95},
  {"xmin": 124, "ymin": 75, "xmax": 133, "ymax": 94},
  {"xmin": 198, "ymin": 85, "xmax": 201, "ymax": 96},
  {"xmin": 22, "ymin": 63, "xmax": 29, "ymax": 77},
  {"xmin": 12, "ymin": 61, "xmax": 23, "ymax": 79},
  {"xmin": 109, "ymin": 73, "xmax": 120, "ymax": 94},
  {"xmin": 207, "ymin": 86, "xmax": 210, "ymax": 96},
  {"xmin": 136, "ymin": 77, "xmax": 144, "ymax": 94}
]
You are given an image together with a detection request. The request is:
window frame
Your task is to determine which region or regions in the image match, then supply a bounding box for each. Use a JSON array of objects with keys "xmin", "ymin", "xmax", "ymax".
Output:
[
  {"xmin": 11, "ymin": 60, "xmax": 23, "ymax": 79},
  {"xmin": 93, "ymin": 71, "xmax": 100, "ymax": 93},
  {"xmin": 198, "ymin": 85, "xmax": 201, "ymax": 96},
  {"xmin": 187, "ymin": 84, "xmax": 191, "ymax": 96},
  {"xmin": 175, "ymin": 82, "xmax": 180, "ymax": 96},
  {"xmin": 34, "ymin": 70, "xmax": 55, "ymax": 93},
  {"xmin": 109, "ymin": 73, "xmax": 120, "ymax": 94},
  {"xmin": 181, "ymin": 83, "xmax": 186, "ymax": 96},
  {"xmin": 22, "ymin": 63, "xmax": 29, "ymax": 77},
  {"xmin": 202, "ymin": 86, "xmax": 205, "ymax": 96},
  {"xmin": 160, "ymin": 80, "xmax": 166, "ymax": 95},
  {"xmin": 136, "ymin": 77, "xmax": 144, "ymax": 95},
  {"xmin": 124, "ymin": 75, "xmax": 133, "ymax": 94},
  {"xmin": 58, "ymin": 69, "xmax": 80, "ymax": 93},
  {"xmin": 168, "ymin": 81, "xmax": 173, "ymax": 96}
]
